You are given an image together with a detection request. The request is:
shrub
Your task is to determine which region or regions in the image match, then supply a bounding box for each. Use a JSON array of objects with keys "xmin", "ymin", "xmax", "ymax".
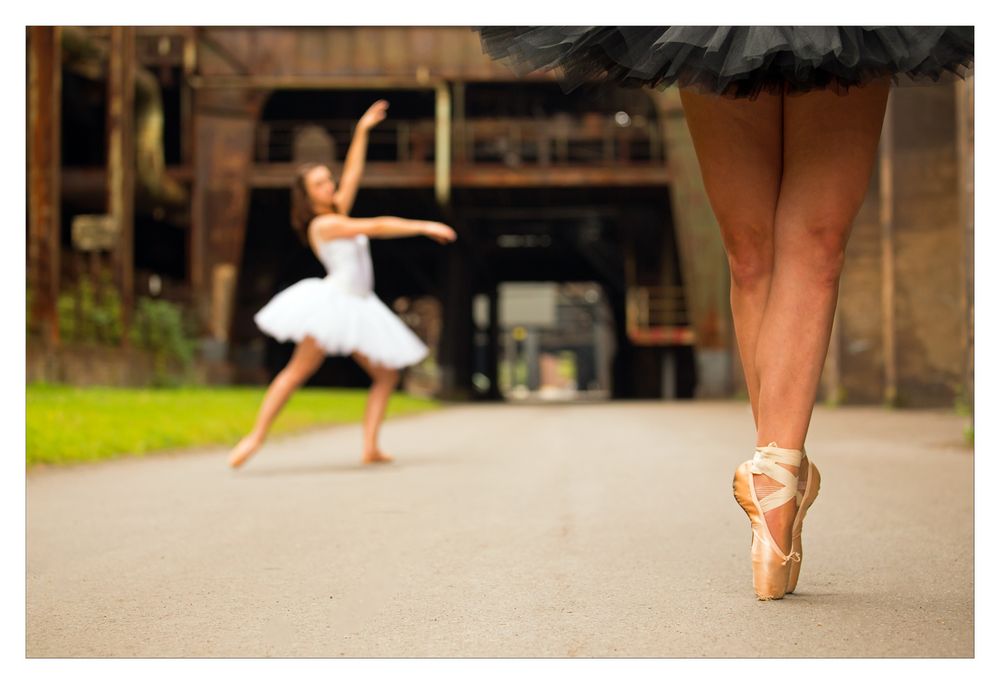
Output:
[
  {"xmin": 129, "ymin": 296, "xmax": 196, "ymax": 386},
  {"xmin": 56, "ymin": 271, "xmax": 123, "ymax": 345}
]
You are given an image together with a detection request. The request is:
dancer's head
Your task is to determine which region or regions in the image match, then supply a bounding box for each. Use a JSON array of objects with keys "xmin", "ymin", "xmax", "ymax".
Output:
[{"xmin": 291, "ymin": 163, "xmax": 339, "ymax": 243}]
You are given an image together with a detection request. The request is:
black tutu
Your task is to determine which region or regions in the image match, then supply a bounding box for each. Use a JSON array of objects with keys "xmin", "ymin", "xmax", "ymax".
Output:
[{"xmin": 476, "ymin": 27, "xmax": 974, "ymax": 99}]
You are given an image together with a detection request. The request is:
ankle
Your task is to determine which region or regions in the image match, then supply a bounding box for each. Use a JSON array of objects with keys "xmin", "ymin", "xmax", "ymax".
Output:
[
  {"xmin": 754, "ymin": 442, "xmax": 803, "ymax": 468},
  {"xmin": 749, "ymin": 443, "xmax": 803, "ymax": 514}
]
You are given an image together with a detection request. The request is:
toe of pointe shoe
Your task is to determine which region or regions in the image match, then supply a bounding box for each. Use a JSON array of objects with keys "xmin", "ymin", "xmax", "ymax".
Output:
[
  {"xmin": 753, "ymin": 559, "xmax": 791, "ymax": 600},
  {"xmin": 228, "ymin": 440, "xmax": 257, "ymax": 468},
  {"xmin": 733, "ymin": 459, "xmax": 797, "ymax": 600}
]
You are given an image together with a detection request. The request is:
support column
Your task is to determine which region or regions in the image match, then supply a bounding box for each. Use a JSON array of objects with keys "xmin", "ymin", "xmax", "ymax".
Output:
[
  {"xmin": 487, "ymin": 285, "xmax": 501, "ymax": 400},
  {"xmin": 190, "ymin": 89, "xmax": 259, "ymax": 342},
  {"xmin": 27, "ymin": 26, "xmax": 62, "ymax": 347},
  {"xmin": 108, "ymin": 26, "xmax": 136, "ymax": 342},
  {"xmin": 524, "ymin": 328, "xmax": 540, "ymax": 392},
  {"xmin": 956, "ymin": 76, "xmax": 974, "ymax": 424},
  {"xmin": 435, "ymin": 82, "xmax": 451, "ymax": 206},
  {"xmin": 879, "ymin": 92, "xmax": 897, "ymax": 407},
  {"xmin": 180, "ymin": 28, "xmax": 198, "ymax": 167},
  {"xmin": 437, "ymin": 241, "xmax": 473, "ymax": 399}
]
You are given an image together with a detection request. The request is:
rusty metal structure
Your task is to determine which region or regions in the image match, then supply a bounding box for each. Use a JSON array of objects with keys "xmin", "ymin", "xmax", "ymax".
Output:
[
  {"xmin": 27, "ymin": 27, "xmax": 973, "ymax": 406},
  {"xmin": 28, "ymin": 26, "xmax": 719, "ymax": 400}
]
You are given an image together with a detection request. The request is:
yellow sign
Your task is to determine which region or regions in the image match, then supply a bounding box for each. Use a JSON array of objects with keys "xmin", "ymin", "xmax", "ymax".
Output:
[{"xmin": 71, "ymin": 214, "xmax": 117, "ymax": 252}]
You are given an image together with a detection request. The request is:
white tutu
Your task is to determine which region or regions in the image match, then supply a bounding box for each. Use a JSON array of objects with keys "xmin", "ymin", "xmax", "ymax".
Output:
[{"xmin": 254, "ymin": 234, "xmax": 429, "ymax": 370}]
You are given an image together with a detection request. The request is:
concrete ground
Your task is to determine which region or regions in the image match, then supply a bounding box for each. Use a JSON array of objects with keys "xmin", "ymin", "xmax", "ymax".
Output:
[{"xmin": 26, "ymin": 401, "xmax": 973, "ymax": 657}]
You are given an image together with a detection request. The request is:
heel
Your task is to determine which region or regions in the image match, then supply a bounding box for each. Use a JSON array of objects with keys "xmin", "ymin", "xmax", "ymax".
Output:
[{"xmin": 786, "ymin": 460, "xmax": 821, "ymax": 594}]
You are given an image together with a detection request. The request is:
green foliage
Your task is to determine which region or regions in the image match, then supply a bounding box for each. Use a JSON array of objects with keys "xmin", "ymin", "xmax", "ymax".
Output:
[
  {"xmin": 824, "ymin": 386, "xmax": 848, "ymax": 408},
  {"xmin": 26, "ymin": 385, "xmax": 440, "ymax": 466},
  {"xmin": 952, "ymin": 382, "xmax": 972, "ymax": 417},
  {"xmin": 950, "ymin": 384, "xmax": 973, "ymax": 448},
  {"xmin": 57, "ymin": 271, "xmax": 123, "ymax": 345},
  {"xmin": 52, "ymin": 270, "xmax": 198, "ymax": 386},
  {"xmin": 56, "ymin": 292, "xmax": 75, "ymax": 339},
  {"xmin": 91, "ymin": 279, "xmax": 124, "ymax": 345},
  {"xmin": 557, "ymin": 351, "xmax": 577, "ymax": 384},
  {"xmin": 129, "ymin": 297, "xmax": 197, "ymax": 386}
]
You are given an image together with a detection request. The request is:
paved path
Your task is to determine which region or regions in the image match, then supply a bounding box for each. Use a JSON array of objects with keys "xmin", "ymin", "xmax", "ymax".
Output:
[{"xmin": 26, "ymin": 401, "xmax": 973, "ymax": 657}]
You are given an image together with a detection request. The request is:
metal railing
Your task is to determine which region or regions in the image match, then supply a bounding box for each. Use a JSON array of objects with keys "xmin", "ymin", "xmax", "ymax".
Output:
[
  {"xmin": 256, "ymin": 114, "xmax": 665, "ymax": 166},
  {"xmin": 626, "ymin": 285, "xmax": 694, "ymax": 346}
]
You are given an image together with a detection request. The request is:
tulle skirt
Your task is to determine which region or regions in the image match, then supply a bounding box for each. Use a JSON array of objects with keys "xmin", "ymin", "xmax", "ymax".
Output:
[
  {"xmin": 254, "ymin": 278, "xmax": 429, "ymax": 370},
  {"xmin": 476, "ymin": 26, "xmax": 974, "ymax": 99}
]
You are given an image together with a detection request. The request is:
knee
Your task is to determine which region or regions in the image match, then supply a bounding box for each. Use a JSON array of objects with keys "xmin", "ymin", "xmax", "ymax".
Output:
[
  {"xmin": 719, "ymin": 220, "xmax": 775, "ymax": 289},
  {"xmin": 809, "ymin": 245, "xmax": 847, "ymax": 288},
  {"xmin": 281, "ymin": 360, "xmax": 319, "ymax": 387},
  {"xmin": 728, "ymin": 252, "xmax": 775, "ymax": 290},
  {"xmin": 277, "ymin": 367, "xmax": 307, "ymax": 388},
  {"xmin": 785, "ymin": 216, "xmax": 852, "ymax": 287}
]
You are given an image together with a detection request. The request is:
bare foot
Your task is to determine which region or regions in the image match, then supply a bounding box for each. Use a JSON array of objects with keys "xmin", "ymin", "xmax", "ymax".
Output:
[
  {"xmin": 228, "ymin": 436, "xmax": 262, "ymax": 469},
  {"xmin": 362, "ymin": 450, "xmax": 395, "ymax": 465}
]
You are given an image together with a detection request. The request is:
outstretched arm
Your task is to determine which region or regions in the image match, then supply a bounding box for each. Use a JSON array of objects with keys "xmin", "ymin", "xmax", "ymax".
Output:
[
  {"xmin": 334, "ymin": 100, "xmax": 388, "ymax": 216},
  {"xmin": 310, "ymin": 214, "xmax": 457, "ymax": 244}
]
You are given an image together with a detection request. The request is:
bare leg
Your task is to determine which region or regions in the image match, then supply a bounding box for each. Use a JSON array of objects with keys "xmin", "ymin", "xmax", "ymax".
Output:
[
  {"xmin": 679, "ymin": 88, "xmax": 783, "ymax": 427},
  {"xmin": 754, "ymin": 80, "xmax": 890, "ymax": 547},
  {"xmin": 758, "ymin": 80, "xmax": 891, "ymax": 447},
  {"xmin": 352, "ymin": 352, "xmax": 400, "ymax": 464},
  {"xmin": 680, "ymin": 88, "xmax": 801, "ymax": 548},
  {"xmin": 228, "ymin": 337, "xmax": 326, "ymax": 468}
]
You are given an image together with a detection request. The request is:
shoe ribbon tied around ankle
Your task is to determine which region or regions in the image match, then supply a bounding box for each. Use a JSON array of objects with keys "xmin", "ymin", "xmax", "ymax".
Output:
[
  {"xmin": 749, "ymin": 442, "xmax": 804, "ymax": 563},
  {"xmin": 749, "ymin": 442, "xmax": 803, "ymax": 513},
  {"xmin": 750, "ymin": 527, "xmax": 802, "ymax": 565}
]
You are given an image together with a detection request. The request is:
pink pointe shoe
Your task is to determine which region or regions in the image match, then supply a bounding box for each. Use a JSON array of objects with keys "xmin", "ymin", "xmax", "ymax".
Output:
[
  {"xmin": 786, "ymin": 450, "xmax": 821, "ymax": 594},
  {"xmin": 732, "ymin": 442, "xmax": 803, "ymax": 600}
]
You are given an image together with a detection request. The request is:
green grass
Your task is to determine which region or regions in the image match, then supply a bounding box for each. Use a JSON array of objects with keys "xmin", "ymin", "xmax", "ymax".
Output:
[{"xmin": 26, "ymin": 384, "xmax": 440, "ymax": 467}]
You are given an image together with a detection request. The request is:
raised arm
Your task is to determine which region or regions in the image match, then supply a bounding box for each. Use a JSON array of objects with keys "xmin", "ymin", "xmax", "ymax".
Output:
[
  {"xmin": 334, "ymin": 100, "xmax": 388, "ymax": 216},
  {"xmin": 310, "ymin": 214, "xmax": 457, "ymax": 244}
]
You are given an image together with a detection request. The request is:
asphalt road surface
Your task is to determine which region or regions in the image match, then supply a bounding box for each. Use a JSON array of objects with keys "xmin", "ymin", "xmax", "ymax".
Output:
[{"xmin": 26, "ymin": 401, "xmax": 973, "ymax": 657}]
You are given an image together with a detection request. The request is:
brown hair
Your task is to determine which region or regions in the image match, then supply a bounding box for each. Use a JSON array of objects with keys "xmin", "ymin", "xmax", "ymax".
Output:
[{"xmin": 290, "ymin": 162, "xmax": 339, "ymax": 245}]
